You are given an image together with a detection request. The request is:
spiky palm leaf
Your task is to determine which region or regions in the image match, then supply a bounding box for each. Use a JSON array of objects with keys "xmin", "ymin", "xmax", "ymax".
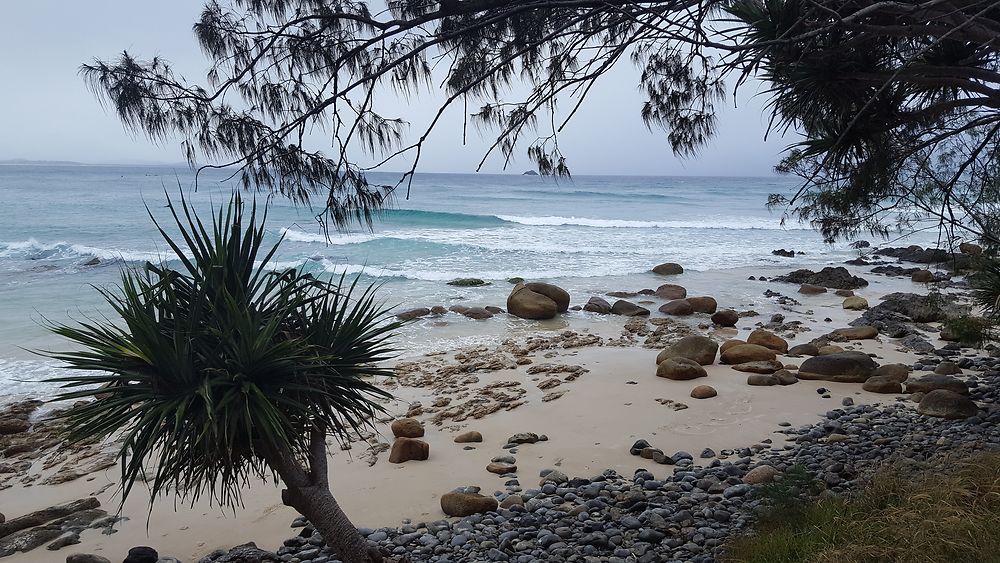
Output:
[{"xmin": 43, "ymin": 193, "xmax": 400, "ymax": 508}]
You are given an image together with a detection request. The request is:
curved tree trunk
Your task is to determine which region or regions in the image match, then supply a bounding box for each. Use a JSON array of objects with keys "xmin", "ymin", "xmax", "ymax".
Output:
[{"xmin": 265, "ymin": 428, "xmax": 382, "ymax": 563}]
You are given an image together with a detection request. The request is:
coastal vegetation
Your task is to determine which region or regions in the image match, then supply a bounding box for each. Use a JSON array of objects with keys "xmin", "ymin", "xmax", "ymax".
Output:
[
  {"xmin": 722, "ymin": 452, "xmax": 1000, "ymax": 563},
  {"xmin": 44, "ymin": 195, "xmax": 400, "ymax": 563},
  {"xmin": 80, "ymin": 0, "xmax": 1000, "ymax": 245}
]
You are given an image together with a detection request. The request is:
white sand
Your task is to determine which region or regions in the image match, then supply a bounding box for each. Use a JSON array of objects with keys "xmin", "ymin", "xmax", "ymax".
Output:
[{"xmin": 0, "ymin": 263, "xmax": 948, "ymax": 561}]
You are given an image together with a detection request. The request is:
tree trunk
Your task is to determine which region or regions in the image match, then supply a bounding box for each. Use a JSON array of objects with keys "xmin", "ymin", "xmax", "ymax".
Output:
[{"xmin": 265, "ymin": 428, "xmax": 382, "ymax": 563}]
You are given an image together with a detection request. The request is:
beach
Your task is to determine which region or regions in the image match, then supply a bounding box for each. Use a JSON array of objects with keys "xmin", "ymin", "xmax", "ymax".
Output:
[{"xmin": 2, "ymin": 238, "xmax": 994, "ymax": 562}]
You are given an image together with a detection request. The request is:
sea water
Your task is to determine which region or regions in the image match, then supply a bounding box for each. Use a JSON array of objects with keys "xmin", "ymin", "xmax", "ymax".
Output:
[{"xmin": 0, "ymin": 164, "xmax": 928, "ymax": 399}]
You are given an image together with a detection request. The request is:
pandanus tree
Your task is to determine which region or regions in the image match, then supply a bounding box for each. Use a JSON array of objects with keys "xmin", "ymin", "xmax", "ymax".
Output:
[{"xmin": 44, "ymin": 194, "xmax": 399, "ymax": 563}]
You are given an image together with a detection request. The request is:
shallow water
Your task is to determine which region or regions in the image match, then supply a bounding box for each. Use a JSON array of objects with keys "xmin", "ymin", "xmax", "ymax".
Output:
[{"xmin": 0, "ymin": 164, "xmax": 933, "ymax": 398}]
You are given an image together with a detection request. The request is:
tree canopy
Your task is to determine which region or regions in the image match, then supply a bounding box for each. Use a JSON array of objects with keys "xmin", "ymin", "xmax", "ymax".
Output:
[{"xmin": 83, "ymin": 0, "xmax": 1000, "ymax": 243}]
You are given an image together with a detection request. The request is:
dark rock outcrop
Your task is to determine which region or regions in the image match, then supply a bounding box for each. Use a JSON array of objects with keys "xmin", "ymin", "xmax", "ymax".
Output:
[{"xmin": 774, "ymin": 267, "xmax": 868, "ymax": 289}]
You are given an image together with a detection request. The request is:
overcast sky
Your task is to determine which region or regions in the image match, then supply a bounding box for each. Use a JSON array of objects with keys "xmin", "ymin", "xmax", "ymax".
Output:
[{"xmin": 0, "ymin": 1, "xmax": 789, "ymax": 176}]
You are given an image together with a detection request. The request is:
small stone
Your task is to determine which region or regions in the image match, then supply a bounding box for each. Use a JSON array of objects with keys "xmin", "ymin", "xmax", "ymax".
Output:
[
  {"xmin": 747, "ymin": 374, "xmax": 778, "ymax": 386},
  {"xmin": 690, "ymin": 385, "xmax": 717, "ymax": 399},
  {"xmin": 390, "ymin": 418, "xmax": 424, "ymax": 438},
  {"xmin": 454, "ymin": 431, "xmax": 483, "ymax": 443},
  {"xmin": 743, "ymin": 465, "xmax": 779, "ymax": 485}
]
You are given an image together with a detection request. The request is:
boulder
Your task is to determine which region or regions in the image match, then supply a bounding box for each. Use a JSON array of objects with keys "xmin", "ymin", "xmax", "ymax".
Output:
[
  {"xmin": 916, "ymin": 390, "xmax": 978, "ymax": 419},
  {"xmin": 454, "ymin": 431, "xmax": 483, "ymax": 443},
  {"xmin": 123, "ymin": 547, "xmax": 158, "ymax": 563},
  {"xmin": 747, "ymin": 374, "xmax": 778, "ymax": 386},
  {"xmin": 499, "ymin": 495, "xmax": 524, "ymax": 509},
  {"xmin": 720, "ymin": 344, "xmax": 776, "ymax": 364},
  {"xmin": 583, "ymin": 296, "xmax": 612, "ymax": 314},
  {"xmin": 732, "ymin": 360, "xmax": 784, "ymax": 374},
  {"xmin": 934, "ymin": 361, "xmax": 962, "ymax": 375},
  {"xmin": 0, "ymin": 528, "xmax": 63, "ymax": 557},
  {"xmin": 711, "ymin": 309, "xmax": 739, "ymax": 327},
  {"xmin": 818, "ymin": 345, "xmax": 845, "ymax": 355},
  {"xmin": 67, "ymin": 556, "xmax": 113, "ymax": 563},
  {"xmin": 390, "ymin": 418, "xmax": 424, "ymax": 438},
  {"xmin": 486, "ymin": 462, "xmax": 517, "ymax": 475},
  {"xmin": 796, "ymin": 351, "xmax": 878, "ymax": 383},
  {"xmin": 774, "ymin": 266, "xmax": 869, "ymax": 289},
  {"xmin": 787, "ymin": 343, "xmax": 821, "ymax": 356},
  {"xmin": 440, "ymin": 489, "xmax": 498, "ymax": 517},
  {"xmin": 507, "ymin": 283, "xmax": 559, "ymax": 320},
  {"xmin": 873, "ymin": 363, "xmax": 910, "ymax": 382},
  {"xmin": 747, "ymin": 329, "xmax": 789, "ymax": 354},
  {"xmin": 652, "ymin": 263, "xmax": 684, "ymax": 275},
  {"xmin": 960, "ymin": 242, "xmax": 983, "ymax": 254},
  {"xmin": 830, "ymin": 326, "xmax": 878, "ymax": 340},
  {"xmin": 198, "ymin": 544, "xmax": 279, "ymax": 563},
  {"xmin": 798, "ymin": 283, "xmax": 827, "ymax": 295},
  {"xmin": 687, "ymin": 296, "xmax": 718, "ymax": 314},
  {"xmin": 507, "ymin": 432, "xmax": 542, "ymax": 445},
  {"xmin": 656, "ymin": 358, "xmax": 708, "ymax": 380},
  {"xmin": 611, "ymin": 300, "xmax": 650, "ymax": 316},
  {"xmin": 911, "ymin": 269, "xmax": 934, "ymax": 283},
  {"xmin": 0, "ymin": 419, "xmax": 29, "ymax": 436},
  {"xmin": 875, "ymin": 245, "xmax": 949, "ymax": 264},
  {"xmin": 690, "ymin": 385, "xmax": 717, "ymax": 399},
  {"xmin": 448, "ymin": 305, "xmax": 470, "ymax": 314},
  {"xmin": 656, "ymin": 335, "xmax": 719, "ymax": 366},
  {"xmin": 835, "ymin": 289, "xmax": 855, "ymax": 297},
  {"xmin": 461, "ymin": 307, "xmax": 494, "ymax": 320},
  {"xmin": 0, "ymin": 498, "xmax": 100, "ymax": 539},
  {"xmin": 658, "ymin": 299, "xmax": 693, "ymax": 316},
  {"xmin": 448, "ymin": 278, "xmax": 488, "ymax": 287},
  {"xmin": 905, "ymin": 375, "xmax": 969, "ymax": 395},
  {"xmin": 842, "ymin": 296, "xmax": 869, "ymax": 310},
  {"xmin": 396, "ymin": 308, "xmax": 431, "ymax": 321},
  {"xmin": 525, "ymin": 282, "xmax": 570, "ymax": 312},
  {"xmin": 773, "ymin": 369, "xmax": 799, "ymax": 385},
  {"xmin": 654, "ymin": 284, "xmax": 687, "ymax": 300},
  {"xmin": 743, "ymin": 465, "xmax": 780, "ymax": 485},
  {"xmin": 862, "ymin": 376, "xmax": 903, "ymax": 394},
  {"xmin": 388, "ymin": 437, "xmax": 430, "ymax": 463},
  {"xmin": 719, "ymin": 340, "xmax": 747, "ymax": 354},
  {"xmin": 485, "ymin": 306, "xmax": 504, "ymax": 314},
  {"xmin": 430, "ymin": 305, "xmax": 448, "ymax": 315}
]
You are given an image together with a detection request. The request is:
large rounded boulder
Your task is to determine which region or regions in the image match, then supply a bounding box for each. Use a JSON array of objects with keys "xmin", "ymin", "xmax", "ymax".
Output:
[
  {"xmin": 659, "ymin": 299, "xmax": 693, "ymax": 316},
  {"xmin": 656, "ymin": 335, "xmax": 719, "ymax": 366},
  {"xmin": 656, "ymin": 357, "xmax": 708, "ymax": 380},
  {"xmin": 652, "ymin": 263, "xmax": 684, "ymax": 275},
  {"xmin": 655, "ymin": 284, "xmax": 687, "ymax": 299},
  {"xmin": 747, "ymin": 329, "xmax": 789, "ymax": 354},
  {"xmin": 687, "ymin": 296, "xmax": 718, "ymax": 314},
  {"xmin": 611, "ymin": 300, "xmax": 650, "ymax": 316},
  {"xmin": 525, "ymin": 282, "xmax": 570, "ymax": 312},
  {"xmin": 441, "ymin": 488, "xmax": 499, "ymax": 517},
  {"xmin": 796, "ymin": 351, "xmax": 878, "ymax": 383},
  {"xmin": 711, "ymin": 309, "xmax": 739, "ymax": 327},
  {"xmin": 916, "ymin": 390, "xmax": 978, "ymax": 419},
  {"xmin": 507, "ymin": 283, "xmax": 559, "ymax": 320},
  {"xmin": 720, "ymin": 344, "xmax": 776, "ymax": 364},
  {"xmin": 905, "ymin": 374, "xmax": 969, "ymax": 395}
]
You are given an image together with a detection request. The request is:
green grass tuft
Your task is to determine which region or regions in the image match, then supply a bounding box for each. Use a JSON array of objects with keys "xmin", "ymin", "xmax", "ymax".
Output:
[{"xmin": 722, "ymin": 453, "xmax": 1000, "ymax": 563}]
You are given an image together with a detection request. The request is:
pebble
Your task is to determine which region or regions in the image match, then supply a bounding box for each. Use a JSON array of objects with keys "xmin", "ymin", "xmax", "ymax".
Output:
[{"xmin": 204, "ymin": 341, "xmax": 1000, "ymax": 563}]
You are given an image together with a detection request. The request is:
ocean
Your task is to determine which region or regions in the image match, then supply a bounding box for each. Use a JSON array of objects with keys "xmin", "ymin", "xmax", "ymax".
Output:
[{"xmin": 0, "ymin": 164, "xmax": 925, "ymax": 400}]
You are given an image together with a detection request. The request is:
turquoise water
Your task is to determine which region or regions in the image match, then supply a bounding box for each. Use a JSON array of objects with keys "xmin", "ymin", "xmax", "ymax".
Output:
[{"xmin": 0, "ymin": 164, "xmax": 899, "ymax": 398}]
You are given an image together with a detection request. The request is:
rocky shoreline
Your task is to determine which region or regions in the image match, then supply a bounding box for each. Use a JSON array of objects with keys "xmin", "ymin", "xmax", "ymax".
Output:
[{"xmin": 2, "ymin": 243, "xmax": 998, "ymax": 563}]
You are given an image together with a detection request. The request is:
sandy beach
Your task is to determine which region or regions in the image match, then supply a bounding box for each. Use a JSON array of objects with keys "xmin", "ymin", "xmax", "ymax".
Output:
[{"xmin": 0, "ymin": 255, "xmax": 975, "ymax": 562}]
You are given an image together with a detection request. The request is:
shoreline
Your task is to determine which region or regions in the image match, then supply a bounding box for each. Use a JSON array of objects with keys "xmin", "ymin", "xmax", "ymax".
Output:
[{"xmin": 0, "ymin": 250, "xmax": 993, "ymax": 562}]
